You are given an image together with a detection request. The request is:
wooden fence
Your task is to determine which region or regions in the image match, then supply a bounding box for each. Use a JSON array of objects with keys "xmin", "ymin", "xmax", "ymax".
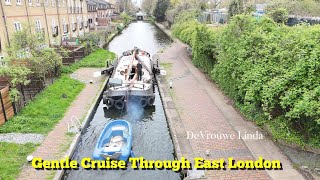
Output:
[
  {"xmin": 54, "ymin": 45, "xmax": 86, "ymax": 65},
  {"xmin": 0, "ymin": 86, "xmax": 14, "ymax": 126}
]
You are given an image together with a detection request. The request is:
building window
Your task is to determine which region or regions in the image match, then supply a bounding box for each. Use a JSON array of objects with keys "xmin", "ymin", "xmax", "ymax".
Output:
[
  {"xmin": 5, "ymin": 0, "xmax": 11, "ymax": 4},
  {"xmin": 63, "ymin": 18, "xmax": 68, "ymax": 33},
  {"xmin": 16, "ymin": 0, "xmax": 22, "ymax": 5},
  {"xmin": 35, "ymin": 20, "xmax": 42, "ymax": 31},
  {"xmin": 36, "ymin": 0, "xmax": 40, "ymax": 5},
  {"xmin": 14, "ymin": 22, "xmax": 22, "ymax": 31},
  {"xmin": 51, "ymin": 0, "xmax": 55, "ymax": 6},
  {"xmin": 45, "ymin": 0, "xmax": 48, "ymax": 6},
  {"xmin": 57, "ymin": 0, "xmax": 60, "ymax": 7},
  {"xmin": 28, "ymin": 0, "xmax": 32, "ymax": 5},
  {"xmin": 52, "ymin": 18, "xmax": 56, "ymax": 28}
]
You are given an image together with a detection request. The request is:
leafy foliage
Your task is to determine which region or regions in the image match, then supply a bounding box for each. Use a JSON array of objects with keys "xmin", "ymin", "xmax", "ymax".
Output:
[
  {"xmin": 120, "ymin": 12, "xmax": 133, "ymax": 26},
  {"xmin": 267, "ymin": 7, "xmax": 289, "ymax": 24},
  {"xmin": 0, "ymin": 66, "xmax": 31, "ymax": 101},
  {"xmin": 173, "ymin": 15, "xmax": 320, "ymax": 148},
  {"xmin": 228, "ymin": 0, "xmax": 244, "ymax": 18},
  {"xmin": 78, "ymin": 32, "xmax": 105, "ymax": 54},
  {"xmin": 3, "ymin": 25, "xmax": 62, "ymax": 101},
  {"xmin": 166, "ymin": 3, "xmax": 199, "ymax": 26},
  {"xmin": 153, "ymin": 0, "xmax": 170, "ymax": 22},
  {"xmin": 267, "ymin": 0, "xmax": 320, "ymax": 17}
]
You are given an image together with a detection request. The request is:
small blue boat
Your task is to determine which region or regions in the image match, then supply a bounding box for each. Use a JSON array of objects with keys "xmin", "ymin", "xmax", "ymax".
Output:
[{"xmin": 93, "ymin": 120, "xmax": 132, "ymax": 161}]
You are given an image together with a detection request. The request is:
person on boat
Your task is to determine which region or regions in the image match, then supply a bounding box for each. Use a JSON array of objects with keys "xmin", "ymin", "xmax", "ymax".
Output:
[{"xmin": 137, "ymin": 61, "xmax": 143, "ymax": 81}]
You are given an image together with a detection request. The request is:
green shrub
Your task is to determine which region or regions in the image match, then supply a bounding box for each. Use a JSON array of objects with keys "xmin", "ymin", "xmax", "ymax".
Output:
[
  {"xmin": 173, "ymin": 14, "xmax": 320, "ymax": 148},
  {"xmin": 172, "ymin": 20, "xmax": 198, "ymax": 45},
  {"xmin": 192, "ymin": 25, "xmax": 218, "ymax": 74},
  {"xmin": 267, "ymin": 7, "xmax": 289, "ymax": 24}
]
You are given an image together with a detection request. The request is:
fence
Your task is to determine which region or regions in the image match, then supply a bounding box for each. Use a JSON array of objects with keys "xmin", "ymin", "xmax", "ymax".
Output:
[
  {"xmin": 0, "ymin": 75, "xmax": 58, "ymax": 115},
  {"xmin": 198, "ymin": 11, "xmax": 228, "ymax": 24},
  {"xmin": 54, "ymin": 45, "xmax": 86, "ymax": 65},
  {"xmin": 0, "ymin": 86, "xmax": 14, "ymax": 126}
]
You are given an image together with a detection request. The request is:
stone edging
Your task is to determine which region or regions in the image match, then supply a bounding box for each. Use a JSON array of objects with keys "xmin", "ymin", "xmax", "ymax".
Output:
[
  {"xmin": 263, "ymin": 124, "xmax": 320, "ymax": 155},
  {"xmin": 156, "ymin": 76, "xmax": 183, "ymax": 160},
  {"xmin": 53, "ymin": 76, "xmax": 109, "ymax": 180}
]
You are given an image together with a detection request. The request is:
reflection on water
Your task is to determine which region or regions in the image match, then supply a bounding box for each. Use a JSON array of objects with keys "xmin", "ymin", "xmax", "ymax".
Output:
[
  {"xmin": 63, "ymin": 22, "xmax": 179, "ymax": 180},
  {"xmin": 106, "ymin": 21, "xmax": 172, "ymax": 56}
]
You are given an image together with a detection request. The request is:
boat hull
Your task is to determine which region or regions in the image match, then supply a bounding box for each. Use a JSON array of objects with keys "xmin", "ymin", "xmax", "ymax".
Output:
[
  {"xmin": 102, "ymin": 48, "xmax": 158, "ymax": 109},
  {"xmin": 92, "ymin": 120, "xmax": 132, "ymax": 161}
]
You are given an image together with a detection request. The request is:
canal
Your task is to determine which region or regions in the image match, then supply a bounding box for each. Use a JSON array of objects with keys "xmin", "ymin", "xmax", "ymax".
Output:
[{"xmin": 63, "ymin": 22, "xmax": 180, "ymax": 180}]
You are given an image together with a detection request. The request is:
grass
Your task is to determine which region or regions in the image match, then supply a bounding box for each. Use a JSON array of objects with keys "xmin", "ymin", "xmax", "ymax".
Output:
[
  {"xmin": 0, "ymin": 75, "xmax": 85, "ymax": 134},
  {"xmin": 0, "ymin": 43, "xmax": 116, "ymax": 180},
  {"xmin": 0, "ymin": 142, "xmax": 38, "ymax": 180},
  {"xmin": 61, "ymin": 49, "xmax": 116, "ymax": 74}
]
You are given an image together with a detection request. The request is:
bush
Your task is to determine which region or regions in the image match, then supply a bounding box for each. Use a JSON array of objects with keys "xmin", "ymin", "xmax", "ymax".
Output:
[
  {"xmin": 172, "ymin": 20, "xmax": 198, "ymax": 44},
  {"xmin": 173, "ymin": 15, "xmax": 320, "ymax": 148},
  {"xmin": 120, "ymin": 12, "xmax": 133, "ymax": 26},
  {"xmin": 192, "ymin": 25, "xmax": 218, "ymax": 73},
  {"xmin": 268, "ymin": 7, "xmax": 289, "ymax": 24}
]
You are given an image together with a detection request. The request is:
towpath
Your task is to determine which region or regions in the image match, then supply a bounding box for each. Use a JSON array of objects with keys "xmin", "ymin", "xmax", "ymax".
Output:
[
  {"xmin": 18, "ymin": 68, "xmax": 106, "ymax": 180},
  {"xmin": 158, "ymin": 36, "xmax": 304, "ymax": 179}
]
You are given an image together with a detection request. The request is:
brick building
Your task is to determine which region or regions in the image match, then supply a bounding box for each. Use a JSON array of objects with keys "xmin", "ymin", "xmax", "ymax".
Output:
[
  {"xmin": 0, "ymin": 0, "xmax": 89, "ymax": 59},
  {"xmin": 87, "ymin": 0, "xmax": 114, "ymax": 30}
]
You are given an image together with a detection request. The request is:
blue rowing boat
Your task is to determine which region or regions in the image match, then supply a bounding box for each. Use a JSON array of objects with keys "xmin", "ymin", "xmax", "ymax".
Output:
[{"xmin": 92, "ymin": 120, "xmax": 132, "ymax": 161}]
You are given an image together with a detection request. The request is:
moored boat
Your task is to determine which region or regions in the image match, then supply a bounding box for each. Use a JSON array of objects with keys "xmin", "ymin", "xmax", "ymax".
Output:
[
  {"xmin": 102, "ymin": 47, "xmax": 161, "ymax": 110},
  {"xmin": 92, "ymin": 120, "xmax": 132, "ymax": 161}
]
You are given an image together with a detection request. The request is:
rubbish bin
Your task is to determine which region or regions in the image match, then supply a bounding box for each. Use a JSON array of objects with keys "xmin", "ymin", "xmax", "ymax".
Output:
[{"xmin": 76, "ymin": 38, "xmax": 79, "ymax": 45}]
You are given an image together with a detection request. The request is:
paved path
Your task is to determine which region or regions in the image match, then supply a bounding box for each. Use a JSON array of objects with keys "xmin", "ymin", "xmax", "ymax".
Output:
[
  {"xmin": 18, "ymin": 68, "xmax": 106, "ymax": 180},
  {"xmin": 159, "ymin": 39, "xmax": 305, "ymax": 180}
]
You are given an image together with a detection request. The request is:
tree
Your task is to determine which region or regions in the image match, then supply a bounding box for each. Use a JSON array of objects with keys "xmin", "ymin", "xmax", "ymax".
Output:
[
  {"xmin": 3, "ymin": 24, "xmax": 62, "ymax": 100},
  {"xmin": 120, "ymin": 12, "xmax": 133, "ymax": 25},
  {"xmin": 228, "ymin": 0, "xmax": 244, "ymax": 18},
  {"xmin": 0, "ymin": 66, "xmax": 31, "ymax": 101},
  {"xmin": 165, "ymin": 0, "xmax": 202, "ymax": 26},
  {"xmin": 208, "ymin": 0, "xmax": 222, "ymax": 10},
  {"xmin": 119, "ymin": 0, "xmax": 139, "ymax": 15},
  {"xmin": 142, "ymin": 0, "xmax": 156, "ymax": 15},
  {"xmin": 268, "ymin": 7, "xmax": 288, "ymax": 24},
  {"xmin": 153, "ymin": 0, "xmax": 170, "ymax": 22},
  {"xmin": 267, "ymin": 0, "xmax": 320, "ymax": 17}
]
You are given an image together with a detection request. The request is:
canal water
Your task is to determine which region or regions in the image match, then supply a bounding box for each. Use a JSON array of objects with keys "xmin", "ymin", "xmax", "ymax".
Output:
[{"xmin": 63, "ymin": 22, "xmax": 180, "ymax": 180}]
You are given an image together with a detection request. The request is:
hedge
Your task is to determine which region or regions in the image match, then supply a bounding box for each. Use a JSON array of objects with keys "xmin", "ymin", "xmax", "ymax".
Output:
[{"xmin": 173, "ymin": 15, "xmax": 320, "ymax": 148}]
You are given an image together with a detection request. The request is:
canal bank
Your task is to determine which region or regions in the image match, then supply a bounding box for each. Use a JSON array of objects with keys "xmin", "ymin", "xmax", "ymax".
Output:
[
  {"xmin": 154, "ymin": 22, "xmax": 305, "ymax": 179},
  {"xmin": 62, "ymin": 22, "xmax": 181, "ymax": 180},
  {"xmin": 17, "ymin": 68, "xmax": 108, "ymax": 180}
]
